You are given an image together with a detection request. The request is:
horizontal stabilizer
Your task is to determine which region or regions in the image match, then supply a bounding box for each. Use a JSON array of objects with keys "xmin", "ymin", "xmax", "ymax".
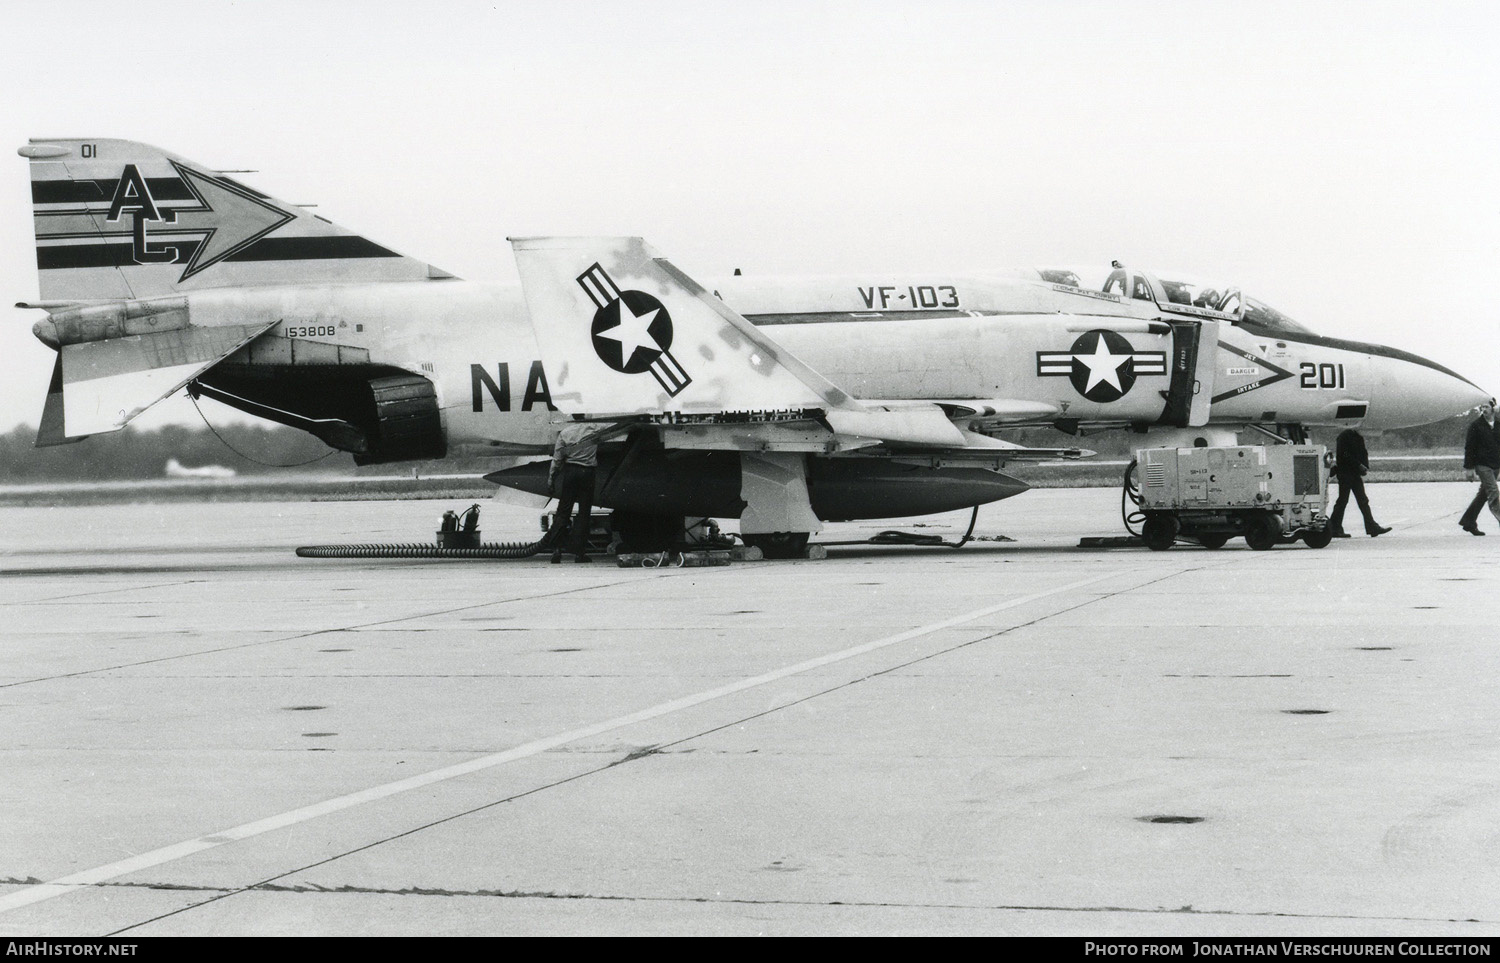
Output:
[
  {"xmin": 509, "ymin": 236, "xmax": 858, "ymax": 416},
  {"xmin": 35, "ymin": 356, "xmax": 84, "ymax": 447},
  {"xmin": 56, "ymin": 320, "xmax": 276, "ymax": 437}
]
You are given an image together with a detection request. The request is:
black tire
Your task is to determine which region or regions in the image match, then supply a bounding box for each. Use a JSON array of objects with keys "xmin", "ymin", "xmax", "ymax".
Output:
[
  {"xmin": 1142, "ymin": 514, "xmax": 1179, "ymax": 552},
  {"xmin": 1244, "ymin": 512, "xmax": 1282, "ymax": 551},
  {"xmin": 1197, "ymin": 533, "xmax": 1229, "ymax": 549},
  {"xmin": 611, "ymin": 512, "xmax": 680, "ymax": 553},
  {"xmin": 1301, "ymin": 527, "xmax": 1334, "ymax": 549},
  {"xmin": 742, "ymin": 531, "xmax": 810, "ymax": 560}
]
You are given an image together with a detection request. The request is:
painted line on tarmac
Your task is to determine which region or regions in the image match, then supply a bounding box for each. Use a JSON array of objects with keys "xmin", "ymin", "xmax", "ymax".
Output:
[{"xmin": 0, "ymin": 568, "xmax": 1128, "ymax": 916}]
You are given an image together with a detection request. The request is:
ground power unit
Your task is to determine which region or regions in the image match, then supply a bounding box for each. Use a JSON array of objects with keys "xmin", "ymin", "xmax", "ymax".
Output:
[{"xmin": 1134, "ymin": 445, "xmax": 1331, "ymax": 550}]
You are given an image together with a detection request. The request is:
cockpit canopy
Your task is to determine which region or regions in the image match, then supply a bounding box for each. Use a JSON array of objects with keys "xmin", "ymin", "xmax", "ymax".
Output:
[{"xmin": 1032, "ymin": 265, "xmax": 1312, "ymax": 336}]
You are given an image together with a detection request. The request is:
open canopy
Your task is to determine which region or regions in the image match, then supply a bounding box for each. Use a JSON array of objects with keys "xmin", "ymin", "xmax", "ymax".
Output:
[{"xmin": 1032, "ymin": 265, "xmax": 1312, "ymax": 336}]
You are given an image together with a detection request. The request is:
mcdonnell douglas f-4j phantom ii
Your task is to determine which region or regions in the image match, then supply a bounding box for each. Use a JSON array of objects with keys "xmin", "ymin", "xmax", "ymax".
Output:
[{"xmin": 19, "ymin": 139, "xmax": 1490, "ymax": 555}]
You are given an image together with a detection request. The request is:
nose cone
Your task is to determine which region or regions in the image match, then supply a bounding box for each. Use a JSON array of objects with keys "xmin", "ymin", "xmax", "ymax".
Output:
[
  {"xmin": 32, "ymin": 315, "xmax": 59, "ymax": 349},
  {"xmin": 1364, "ymin": 351, "xmax": 1490, "ymax": 429}
]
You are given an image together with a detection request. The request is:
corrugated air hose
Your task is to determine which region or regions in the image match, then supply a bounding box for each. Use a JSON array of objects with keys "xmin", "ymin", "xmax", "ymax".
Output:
[{"xmin": 295, "ymin": 539, "xmax": 549, "ymax": 559}]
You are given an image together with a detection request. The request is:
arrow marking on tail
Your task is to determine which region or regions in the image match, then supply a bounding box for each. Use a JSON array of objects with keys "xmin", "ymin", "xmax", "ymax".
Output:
[{"xmin": 101, "ymin": 161, "xmax": 295, "ymax": 281}]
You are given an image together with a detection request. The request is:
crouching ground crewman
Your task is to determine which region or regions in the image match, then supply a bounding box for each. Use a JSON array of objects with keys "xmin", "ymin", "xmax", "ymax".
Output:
[{"xmin": 547, "ymin": 415, "xmax": 600, "ymax": 563}]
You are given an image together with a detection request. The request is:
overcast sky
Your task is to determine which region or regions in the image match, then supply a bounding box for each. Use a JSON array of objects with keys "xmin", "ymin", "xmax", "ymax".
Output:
[{"xmin": 3, "ymin": 0, "xmax": 1497, "ymax": 433}]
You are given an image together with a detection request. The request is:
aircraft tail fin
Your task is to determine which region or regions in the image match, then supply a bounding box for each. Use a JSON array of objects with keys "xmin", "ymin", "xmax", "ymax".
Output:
[
  {"xmin": 20, "ymin": 138, "xmax": 455, "ymax": 301},
  {"xmin": 508, "ymin": 236, "xmax": 856, "ymax": 416}
]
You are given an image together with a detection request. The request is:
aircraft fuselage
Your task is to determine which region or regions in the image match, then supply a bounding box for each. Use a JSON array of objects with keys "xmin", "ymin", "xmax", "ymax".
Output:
[{"xmin": 48, "ymin": 273, "xmax": 1474, "ymax": 458}]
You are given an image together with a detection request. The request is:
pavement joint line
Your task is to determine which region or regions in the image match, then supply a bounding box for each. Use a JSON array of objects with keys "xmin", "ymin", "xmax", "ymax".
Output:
[
  {"xmin": 0, "ymin": 568, "xmax": 1128, "ymax": 917},
  {"xmin": 631, "ymin": 566, "xmax": 1189, "ymax": 758},
  {"xmin": 10, "ymin": 579, "xmax": 208, "ymax": 605},
  {"xmin": 7, "ymin": 874, "xmax": 1486, "ymax": 928},
  {"xmin": 112, "ymin": 567, "xmax": 1189, "ymax": 932},
  {"xmin": 116, "ymin": 881, "xmax": 1500, "ymax": 925},
  {"xmin": 0, "ymin": 575, "xmax": 652, "ymax": 690}
]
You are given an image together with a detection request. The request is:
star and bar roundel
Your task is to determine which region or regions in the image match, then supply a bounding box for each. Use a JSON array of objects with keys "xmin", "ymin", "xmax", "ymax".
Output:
[
  {"xmin": 577, "ymin": 263, "xmax": 692, "ymax": 396},
  {"xmin": 1036, "ymin": 329, "xmax": 1167, "ymax": 403}
]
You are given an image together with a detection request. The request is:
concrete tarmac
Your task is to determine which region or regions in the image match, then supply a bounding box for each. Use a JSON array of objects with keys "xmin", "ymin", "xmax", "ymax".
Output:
[{"xmin": 1, "ymin": 483, "xmax": 1497, "ymax": 936}]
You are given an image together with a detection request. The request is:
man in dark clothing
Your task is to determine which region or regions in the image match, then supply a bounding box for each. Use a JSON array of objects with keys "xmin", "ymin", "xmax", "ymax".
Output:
[
  {"xmin": 547, "ymin": 416, "xmax": 600, "ymax": 563},
  {"xmin": 1329, "ymin": 428, "xmax": 1391, "ymax": 538},
  {"xmin": 1459, "ymin": 398, "xmax": 1500, "ymax": 536}
]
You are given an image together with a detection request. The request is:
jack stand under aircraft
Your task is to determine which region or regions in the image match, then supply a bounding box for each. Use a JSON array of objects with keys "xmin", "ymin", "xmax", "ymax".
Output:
[{"xmin": 292, "ymin": 503, "xmax": 965, "ymax": 563}]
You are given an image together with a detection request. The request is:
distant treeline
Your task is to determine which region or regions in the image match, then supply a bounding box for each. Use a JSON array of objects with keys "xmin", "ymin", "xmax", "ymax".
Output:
[
  {"xmin": 0, "ymin": 422, "xmax": 354, "ymax": 481},
  {"xmin": 991, "ymin": 414, "xmax": 1472, "ymax": 458},
  {"xmin": 0, "ymin": 414, "xmax": 1474, "ymax": 482}
]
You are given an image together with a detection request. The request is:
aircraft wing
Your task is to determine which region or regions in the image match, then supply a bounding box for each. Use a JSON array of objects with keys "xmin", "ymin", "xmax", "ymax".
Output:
[
  {"xmin": 510, "ymin": 237, "xmax": 1086, "ymax": 458},
  {"xmin": 510, "ymin": 235, "xmax": 854, "ymax": 416},
  {"xmin": 37, "ymin": 319, "xmax": 277, "ymax": 445}
]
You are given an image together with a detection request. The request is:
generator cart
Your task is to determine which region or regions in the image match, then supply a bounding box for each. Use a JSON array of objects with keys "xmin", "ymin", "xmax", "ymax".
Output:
[{"xmin": 1132, "ymin": 444, "xmax": 1332, "ymax": 551}]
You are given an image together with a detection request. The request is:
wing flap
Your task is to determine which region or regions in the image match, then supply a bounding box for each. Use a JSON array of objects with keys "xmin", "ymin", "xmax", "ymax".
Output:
[
  {"xmin": 824, "ymin": 405, "xmax": 968, "ymax": 447},
  {"xmin": 930, "ymin": 399, "xmax": 1061, "ymax": 424},
  {"xmin": 58, "ymin": 320, "xmax": 276, "ymax": 436}
]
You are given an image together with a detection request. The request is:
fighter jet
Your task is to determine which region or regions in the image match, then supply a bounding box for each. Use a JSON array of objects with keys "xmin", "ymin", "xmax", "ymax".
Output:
[{"xmin": 19, "ymin": 139, "xmax": 1490, "ymax": 555}]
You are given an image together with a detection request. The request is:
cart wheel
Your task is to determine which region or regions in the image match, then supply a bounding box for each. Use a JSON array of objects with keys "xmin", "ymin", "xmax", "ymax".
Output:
[
  {"xmin": 1244, "ymin": 512, "xmax": 1282, "ymax": 551},
  {"xmin": 1197, "ymin": 533, "xmax": 1228, "ymax": 549},
  {"xmin": 1142, "ymin": 514, "xmax": 1179, "ymax": 551},
  {"xmin": 1301, "ymin": 527, "xmax": 1334, "ymax": 549}
]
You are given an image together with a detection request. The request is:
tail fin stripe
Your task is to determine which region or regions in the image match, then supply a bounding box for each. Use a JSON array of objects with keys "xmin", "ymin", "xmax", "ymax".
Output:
[
  {"xmin": 224, "ymin": 236, "xmax": 401, "ymax": 262},
  {"xmin": 34, "ymin": 214, "xmax": 115, "ymax": 239},
  {"xmin": 576, "ymin": 263, "xmax": 621, "ymax": 310},
  {"xmin": 36, "ymin": 235, "xmax": 403, "ymax": 271},
  {"xmin": 37, "ymin": 241, "xmax": 152, "ymax": 271},
  {"xmin": 650, "ymin": 350, "xmax": 692, "ymax": 397},
  {"xmin": 32, "ymin": 177, "xmax": 195, "ymax": 206}
]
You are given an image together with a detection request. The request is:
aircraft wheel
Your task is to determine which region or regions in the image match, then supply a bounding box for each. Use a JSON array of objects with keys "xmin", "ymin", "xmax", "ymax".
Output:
[
  {"xmin": 1141, "ymin": 514, "xmax": 1179, "ymax": 552},
  {"xmin": 742, "ymin": 531, "xmax": 810, "ymax": 560},
  {"xmin": 1301, "ymin": 527, "xmax": 1334, "ymax": 549},
  {"xmin": 1197, "ymin": 533, "xmax": 1229, "ymax": 549},
  {"xmin": 611, "ymin": 511, "xmax": 680, "ymax": 553},
  {"xmin": 1244, "ymin": 512, "xmax": 1282, "ymax": 551}
]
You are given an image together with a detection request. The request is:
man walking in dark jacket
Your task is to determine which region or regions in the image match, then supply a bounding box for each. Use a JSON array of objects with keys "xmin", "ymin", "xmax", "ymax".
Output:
[
  {"xmin": 1459, "ymin": 398, "xmax": 1500, "ymax": 536},
  {"xmin": 1329, "ymin": 428, "xmax": 1390, "ymax": 538}
]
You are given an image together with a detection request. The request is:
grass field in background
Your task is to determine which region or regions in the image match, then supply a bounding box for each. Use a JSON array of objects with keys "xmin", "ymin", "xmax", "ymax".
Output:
[{"xmin": 0, "ymin": 454, "xmax": 1466, "ymax": 508}]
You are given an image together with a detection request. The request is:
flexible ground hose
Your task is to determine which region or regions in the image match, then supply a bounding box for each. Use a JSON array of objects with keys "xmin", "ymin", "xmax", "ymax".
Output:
[
  {"xmin": 1121, "ymin": 458, "xmax": 1146, "ymax": 537},
  {"xmin": 825, "ymin": 505, "xmax": 982, "ymax": 548},
  {"xmin": 296, "ymin": 539, "xmax": 548, "ymax": 559}
]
